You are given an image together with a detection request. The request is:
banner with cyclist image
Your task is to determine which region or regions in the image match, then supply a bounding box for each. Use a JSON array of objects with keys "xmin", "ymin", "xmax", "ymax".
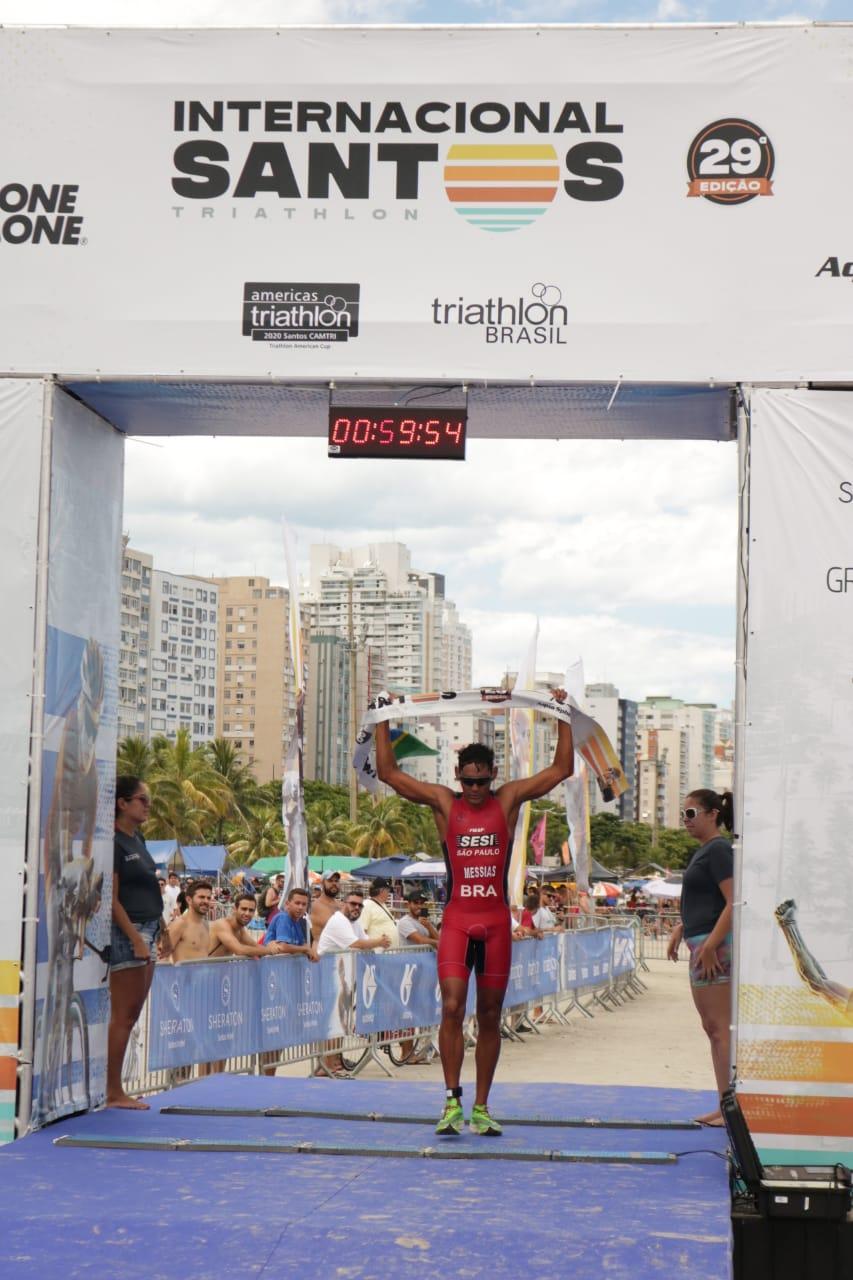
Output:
[
  {"xmin": 738, "ymin": 389, "xmax": 853, "ymax": 1168},
  {"xmin": 30, "ymin": 390, "xmax": 122, "ymax": 1129},
  {"xmin": 0, "ymin": 380, "xmax": 46, "ymax": 1145}
]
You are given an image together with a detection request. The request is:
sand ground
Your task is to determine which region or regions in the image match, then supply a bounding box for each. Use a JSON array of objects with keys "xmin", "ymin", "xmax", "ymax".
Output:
[{"xmin": 277, "ymin": 957, "xmax": 717, "ymax": 1091}]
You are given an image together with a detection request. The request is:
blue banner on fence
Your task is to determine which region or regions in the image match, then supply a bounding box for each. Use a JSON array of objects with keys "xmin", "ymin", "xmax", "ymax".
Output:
[
  {"xmin": 356, "ymin": 950, "xmax": 441, "ymax": 1036},
  {"xmin": 150, "ymin": 954, "xmax": 353, "ymax": 1069},
  {"xmin": 611, "ymin": 926, "xmax": 636, "ymax": 977},
  {"xmin": 148, "ymin": 927, "xmax": 633, "ymax": 1070}
]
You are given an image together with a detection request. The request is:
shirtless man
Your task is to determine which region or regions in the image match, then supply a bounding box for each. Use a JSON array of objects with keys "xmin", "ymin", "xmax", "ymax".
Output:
[
  {"xmin": 166, "ymin": 879, "xmax": 214, "ymax": 962},
  {"xmin": 209, "ymin": 893, "xmax": 283, "ymax": 959},
  {"xmin": 309, "ymin": 872, "xmax": 342, "ymax": 943},
  {"xmin": 376, "ymin": 690, "xmax": 573, "ymax": 1137}
]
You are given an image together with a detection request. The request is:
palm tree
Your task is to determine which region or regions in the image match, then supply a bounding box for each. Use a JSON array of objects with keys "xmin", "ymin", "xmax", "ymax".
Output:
[
  {"xmin": 117, "ymin": 736, "xmax": 153, "ymax": 780},
  {"xmin": 226, "ymin": 807, "xmax": 286, "ymax": 867},
  {"xmin": 144, "ymin": 728, "xmax": 233, "ymax": 844},
  {"xmin": 306, "ymin": 801, "xmax": 356, "ymax": 858},
  {"xmin": 205, "ymin": 737, "xmax": 258, "ymax": 840},
  {"xmin": 351, "ymin": 796, "xmax": 411, "ymax": 860}
]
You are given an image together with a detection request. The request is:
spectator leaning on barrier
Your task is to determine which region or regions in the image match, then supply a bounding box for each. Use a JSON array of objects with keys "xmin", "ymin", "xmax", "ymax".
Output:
[
  {"xmin": 261, "ymin": 873, "xmax": 285, "ymax": 926},
  {"xmin": 359, "ymin": 877, "xmax": 400, "ymax": 948},
  {"xmin": 263, "ymin": 887, "xmax": 318, "ymax": 961},
  {"xmin": 397, "ymin": 890, "xmax": 440, "ymax": 950},
  {"xmin": 533, "ymin": 889, "xmax": 560, "ymax": 933},
  {"xmin": 310, "ymin": 871, "xmax": 343, "ymax": 942},
  {"xmin": 209, "ymin": 893, "xmax": 284, "ymax": 958},
  {"xmin": 317, "ymin": 890, "xmax": 391, "ymax": 956},
  {"xmin": 167, "ymin": 879, "xmax": 214, "ymax": 961}
]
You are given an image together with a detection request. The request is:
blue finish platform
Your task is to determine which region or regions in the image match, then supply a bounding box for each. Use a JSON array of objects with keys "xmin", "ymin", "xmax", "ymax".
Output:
[{"xmin": 0, "ymin": 1077, "xmax": 730, "ymax": 1279}]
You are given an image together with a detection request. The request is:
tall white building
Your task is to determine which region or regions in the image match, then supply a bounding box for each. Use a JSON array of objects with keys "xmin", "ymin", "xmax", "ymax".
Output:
[
  {"xmin": 307, "ymin": 542, "xmax": 471, "ymax": 697},
  {"xmin": 149, "ymin": 570, "xmax": 219, "ymax": 745},
  {"xmin": 635, "ymin": 696, "xmax": 717, "ymax": 831},
  {"xmin": 118, "ymin": 541, "xmax": 152, "ymax": 742}
]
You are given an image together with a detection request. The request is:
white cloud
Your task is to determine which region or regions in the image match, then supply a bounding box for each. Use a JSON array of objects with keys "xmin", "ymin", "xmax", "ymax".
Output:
[{"xmin": 124, "ymin": 432, "xmax": 737, "ymax": 707}]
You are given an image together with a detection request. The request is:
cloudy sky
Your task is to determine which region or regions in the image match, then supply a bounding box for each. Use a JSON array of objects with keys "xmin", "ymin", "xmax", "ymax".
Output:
[{"xmin": 6, "ymin": 0, "xmax": 777, "ymax": 705}]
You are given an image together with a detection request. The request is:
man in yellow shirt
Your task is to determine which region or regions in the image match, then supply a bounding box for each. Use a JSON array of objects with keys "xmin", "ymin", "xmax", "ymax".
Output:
[{"xmin": 359, "ymin": 878, "xmax": 400, "ymax": 947}]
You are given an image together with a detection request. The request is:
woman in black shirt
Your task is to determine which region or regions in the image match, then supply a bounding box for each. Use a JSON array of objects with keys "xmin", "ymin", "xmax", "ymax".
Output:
[
  {"xmin": 667, "ymin": 788, "xmax": 734, "ymax": 1126},
  {"xmin": 107, "ymin": 776, "xmax": 171, "ymax": 1108}
]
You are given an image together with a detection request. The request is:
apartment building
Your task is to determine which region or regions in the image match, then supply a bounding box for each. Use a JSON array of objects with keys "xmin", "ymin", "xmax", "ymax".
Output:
[
  {"xmin": 213, "ymin": 575, "xmax": 299, "ymax": 783},
  {"xmin": 118, "ymin": 541, "xmax": 152, "ymax": 741},
  {"xmin": 584, "ymin": 682, "xmax": 638, "ymax": 822},
  {"xmin": 148, "ymin": 569, "xmax": 218, "ymax": 746},
  {"xmin": 635, "ymin": 695, "xmax": 717, "ymax": 830}
]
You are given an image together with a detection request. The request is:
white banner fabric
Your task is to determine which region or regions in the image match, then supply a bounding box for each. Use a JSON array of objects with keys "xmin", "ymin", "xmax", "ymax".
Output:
[
  {"xmin": 739, "ymin": 388, "xmax": 853, "ymax": 1167},
  {"xmin": 32, "ymin": 391, "xmax": 122, "ymax": 1129},
  {"xmin": 508, "ymin": 623, "xmax": 538, "ymax": 907},
  {"xmin": 0, "ymin": 378, "xmax": 45, "ymax": 1144},
  {"xmin": 1, "ymin": 26, "xmax": 853, "ymax": 382},
  {"xmin": 281, "ymin": 521, "xmax": 308, "ymax": 900}
]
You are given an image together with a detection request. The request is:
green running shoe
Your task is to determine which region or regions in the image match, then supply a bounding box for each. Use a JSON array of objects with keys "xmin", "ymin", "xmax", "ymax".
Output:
[
  {"xmin": 469, "ymin": 1104, "xmax": 503, "ymax": 1136},
  {"xmin": 435, "ymin": 1096, "xmax": 465, "ymax": 1136}
]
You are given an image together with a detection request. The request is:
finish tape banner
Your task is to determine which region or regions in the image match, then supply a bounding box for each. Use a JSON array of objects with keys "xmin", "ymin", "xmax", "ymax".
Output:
[
  {"xmin": 354, "ymin": 687, "xmax": 627, "ymax": 800},
  {"xmin": 148, "ymin": 929, "xmax": 631, "ymax": 1066}
]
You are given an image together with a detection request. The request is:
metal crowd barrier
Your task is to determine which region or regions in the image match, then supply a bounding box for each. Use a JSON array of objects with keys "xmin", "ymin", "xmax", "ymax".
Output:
[{"xmin": 122, "ymin": 919, "xmax": 645, "ymax": 1098}]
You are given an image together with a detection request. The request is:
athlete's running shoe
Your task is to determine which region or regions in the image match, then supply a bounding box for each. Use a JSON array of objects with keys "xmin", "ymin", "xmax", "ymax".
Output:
[
  {"xmin": 435, "ymin": 1097, "xmax": 465, "ymax": 1136},
  {"xmin": 469, "ymin": 1104, "xmax": 503, "ymax": 1136}
]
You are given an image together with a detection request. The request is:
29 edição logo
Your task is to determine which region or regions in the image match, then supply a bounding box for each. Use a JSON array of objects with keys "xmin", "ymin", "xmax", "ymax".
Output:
[{"xmin": 687, "ymin": 118, "xmax": 774, "ymax": 206}]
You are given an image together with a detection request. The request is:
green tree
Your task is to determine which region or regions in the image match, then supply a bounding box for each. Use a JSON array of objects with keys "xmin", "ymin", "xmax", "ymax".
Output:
[
  {"xmin": 117, "ymin": 736, "xmax": 153, "ymax": 780},
  {"xmin": 204, "ymin": 737, "xmax": 258, "ymax": 841},
  {"xmin": 590, "ymin": 813, "xmax": 653, "ymax": 872},
  {"xmin": 655, "ymin": 827, "xmax": 699, "ymax": 870},
  {"xmin": 351, "ymin": 796, "xmax": 411, "ymax": 859},
  {"xmin": 306, "ymin": 801, "xmax": 356, "ymax": 857},
  {"xmin": 226, "ymin": 807, "xmax": 286, "ymax": 867},
  {"xmin": 304, "ymin": 779, "xmax": 349, "ymax": 818},
  {"xmin": 144, "ymin": 727, "xmax": 233, "ymax": 843}
]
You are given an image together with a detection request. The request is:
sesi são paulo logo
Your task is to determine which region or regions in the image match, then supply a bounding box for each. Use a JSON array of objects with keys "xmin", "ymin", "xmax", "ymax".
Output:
[
  {"xmin": 686, "ymin": 119, "xmax": 774, "ymax": 205},
  {"xmin": 171, "ymin": 96, "xmax": 624, "ymax": 232}
]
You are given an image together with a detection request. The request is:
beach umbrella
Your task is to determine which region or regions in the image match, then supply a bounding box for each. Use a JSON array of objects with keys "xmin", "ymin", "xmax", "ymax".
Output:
[{"xmin": 643, "ymin": 877, "xmax": 682, "ymax": 899}]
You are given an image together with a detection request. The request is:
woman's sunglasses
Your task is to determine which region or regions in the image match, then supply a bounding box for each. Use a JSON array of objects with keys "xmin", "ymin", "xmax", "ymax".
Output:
[{"xmin": 681, "ymin": 807, "xmax": 700, "ymax": 821}]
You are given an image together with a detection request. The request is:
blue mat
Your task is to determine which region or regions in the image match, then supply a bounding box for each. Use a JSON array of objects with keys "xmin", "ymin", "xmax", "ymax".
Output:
[{"xmin": 0, "ymin": 1077, "xmax": 730, "ymax": 1279}]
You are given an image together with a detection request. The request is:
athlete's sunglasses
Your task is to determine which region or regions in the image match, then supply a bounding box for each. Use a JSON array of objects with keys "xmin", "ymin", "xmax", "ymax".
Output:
[{"xmin": 459, "ymin": 776, "xmax": 492, "ymax": 788}]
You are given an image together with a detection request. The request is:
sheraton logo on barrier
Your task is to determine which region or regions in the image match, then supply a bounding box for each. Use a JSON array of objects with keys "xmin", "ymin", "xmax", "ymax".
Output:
[
  {"xmin": 170, "ymin": 96, "xmax": 624, "ymax": 234},
  {"xmin": 0, "ymin": 183, "xmax": 86, "ymax": 245},
  {"xmin": 686, "ymin": 118, "xmax": 775, "ymax": 206},
  {"xmin": 242, "ymin": 282, "xmax": 360, "ymax": 346}
]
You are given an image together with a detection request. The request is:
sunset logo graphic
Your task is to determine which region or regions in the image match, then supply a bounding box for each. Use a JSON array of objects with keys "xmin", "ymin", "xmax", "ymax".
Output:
[{"xmin": 443, "ymin": 143, "xmax": 560, "ymax": 232}]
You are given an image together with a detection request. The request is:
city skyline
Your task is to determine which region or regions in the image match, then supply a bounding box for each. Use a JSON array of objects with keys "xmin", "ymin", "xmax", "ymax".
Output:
[{"xmin": 123, "ymin": 432, "xmax": 737, "ymax": 709}]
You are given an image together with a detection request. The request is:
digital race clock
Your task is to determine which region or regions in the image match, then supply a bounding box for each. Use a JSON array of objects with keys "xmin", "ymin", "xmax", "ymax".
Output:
[{"xmin": 328, "ymin": 406, "xmax": 467, "ymax": 460}]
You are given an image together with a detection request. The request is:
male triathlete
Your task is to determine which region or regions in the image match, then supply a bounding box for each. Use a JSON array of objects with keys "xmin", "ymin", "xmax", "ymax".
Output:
[{"xmin": 375, "ymin": 691, "xmax": 573, "ymax": 1136}]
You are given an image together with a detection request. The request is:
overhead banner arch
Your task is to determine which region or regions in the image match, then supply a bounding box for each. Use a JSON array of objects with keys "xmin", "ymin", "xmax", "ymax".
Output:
[{"xmin": 0, "ymin": 23, "xmax": 851, "ymax": 384}]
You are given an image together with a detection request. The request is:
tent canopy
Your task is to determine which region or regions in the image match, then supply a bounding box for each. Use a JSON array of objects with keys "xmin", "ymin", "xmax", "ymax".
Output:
[
  {"xmin": 349, "ymin": 855, "xmax": 412, "ymax": 879},
  {"xmin": 144, "ymin": 841, "xmax": 226, "ymax": 874}
]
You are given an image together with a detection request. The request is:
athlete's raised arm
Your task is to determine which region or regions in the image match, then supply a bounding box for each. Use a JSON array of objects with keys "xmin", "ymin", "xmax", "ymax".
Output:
[
  {"xmin": 498, "ymin": 689, "xmax": 574, "ymax": 816},
  {"xmin": 375, "ymin": 719, "xmax": 453, "ymax": 814}
]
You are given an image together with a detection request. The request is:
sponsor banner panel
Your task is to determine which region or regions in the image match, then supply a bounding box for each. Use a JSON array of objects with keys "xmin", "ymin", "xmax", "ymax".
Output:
[
  {"xmin": 356, "ymin": 950, "xmax": 441, "ymax": 1036},
  {"xmin": 1, "ymin": 27, "xmax": 853, "ymax": 380},
  {"xmin": 0, "ymin": 379, "xmax": 44, "ymax": 1143},
  {"xmin": 740, "ymin": 389, "xmax": 853, "ymax": 1167},
  {"xmin": 611, "ymin": 927, "xmax": 636, "ymax": 977},
  {"xmin": 31, "ymin": 391, "xmax": 121, "ymax": 1129}
]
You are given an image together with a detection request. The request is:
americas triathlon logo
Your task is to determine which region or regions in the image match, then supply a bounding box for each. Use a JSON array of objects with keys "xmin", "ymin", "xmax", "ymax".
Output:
[
  {"xmin": 171, "ymin": 96, "xmax": 624, "ymax": 234},
  {"xmin": 686, "ymin": 119, "xmax": 774, "ymax": 206},
  {"xmin": 242, "ymin": 282, "xmax": 360, "ymax": 346}
]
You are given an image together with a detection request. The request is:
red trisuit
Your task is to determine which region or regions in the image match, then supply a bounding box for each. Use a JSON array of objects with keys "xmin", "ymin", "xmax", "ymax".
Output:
[{"xmin": 437, "ymin": 793, "xmax": 513, "ymax": 990}]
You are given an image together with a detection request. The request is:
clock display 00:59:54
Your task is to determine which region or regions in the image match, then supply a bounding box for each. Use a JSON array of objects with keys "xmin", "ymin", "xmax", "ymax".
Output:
[{"xmin": 327, "ymin": 408, "xmax": 467, "ymax": 460}]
